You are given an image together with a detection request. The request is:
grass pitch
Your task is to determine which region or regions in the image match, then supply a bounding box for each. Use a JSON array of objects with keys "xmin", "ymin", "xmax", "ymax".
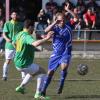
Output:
[{"xmin": 0, "ymin": 55, "xmax": 100, "ymax": 100}]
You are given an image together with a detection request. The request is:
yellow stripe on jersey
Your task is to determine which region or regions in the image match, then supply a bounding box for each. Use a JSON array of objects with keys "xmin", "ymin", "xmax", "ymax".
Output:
[{"xmin": 16, "ymin": 38, "xmax": 22, "ymax": 52}]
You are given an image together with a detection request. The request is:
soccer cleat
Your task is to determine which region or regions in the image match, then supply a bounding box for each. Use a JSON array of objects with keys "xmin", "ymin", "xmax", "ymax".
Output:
[
  {"xmin": 34, "ymin": 92, "xmax": 41, "ymax": 99},
  {"xmin": 37, "ymin": 92, "xmax": 50, "ymax": 100},
  {"xmin": 39, "ymin": 96, "xmax": 50, "ymax": 100},
  {"xmin": 15, "ymin": 86, "xmax": 25, "ymax": 94},
  {"xmin": 2, "ymin": 77, "xmax": 7, "ymax": 81},
  {"xmin": 41, "ymin": 91, "xmax": 46, "ymax": 97}
]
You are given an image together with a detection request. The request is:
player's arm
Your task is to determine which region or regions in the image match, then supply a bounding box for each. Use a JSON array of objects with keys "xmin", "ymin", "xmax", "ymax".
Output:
[
  {"xmin": 3, "ymin": 22, "xmax": 12, "ymax": 42},
  {"xmin": 44, "ymin": 20, "xmax": 57, "ymax": 33},
  {"xmin": 32, "ymin": 31, "xmax": 53, "ymax": 47},
  {"xmin": 3, "ymin": 32, "xmax": 11, "ymax": 42},
  {"xmin": 64, "ymin": 3, "xmax": 78, "ymax": 22}
]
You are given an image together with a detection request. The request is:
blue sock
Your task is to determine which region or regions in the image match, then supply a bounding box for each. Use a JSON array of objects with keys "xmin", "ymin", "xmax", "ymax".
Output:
[
  {"xmin": 59, "ymin": 70, "xmax": 67, "ymax": 89},
  {"xmin": 42, "ymin": 75, "xmax": 52, "ymax": 93}
]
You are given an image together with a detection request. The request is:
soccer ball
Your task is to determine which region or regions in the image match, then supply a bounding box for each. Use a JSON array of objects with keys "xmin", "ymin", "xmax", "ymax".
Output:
[{"xmin": 77, "ymin": 64, "xmax": 88, "ymax": 75}]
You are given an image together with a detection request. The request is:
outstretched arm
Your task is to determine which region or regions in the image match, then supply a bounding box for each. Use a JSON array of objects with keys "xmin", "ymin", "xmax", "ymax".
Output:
[
  {"xmin": 64, "ymin": 3, "xmax": 78, "ymax": 22},
  {"xmin": 32, "ymin": 31, "xmax": 53, "ymax": 47}
]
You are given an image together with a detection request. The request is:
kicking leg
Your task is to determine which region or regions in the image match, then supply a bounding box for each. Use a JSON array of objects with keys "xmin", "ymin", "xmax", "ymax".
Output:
[
  {"xmin": 41, "ymin": 70, "xmax": 54, "ymax": 96},
  {"xmin": 34, "ymin": 66, "xmax": 46, "ymax": 99},
  {"xmin": 34, "ymin": 74, "xmax": 46, "ymax": 99},
  {"xmin": 16, "ymin": 73, "xmax": 32, "ymax": 94},
  {"xmin": 21, "ymin": 71, "xmax": 26, "ymax": 80}
]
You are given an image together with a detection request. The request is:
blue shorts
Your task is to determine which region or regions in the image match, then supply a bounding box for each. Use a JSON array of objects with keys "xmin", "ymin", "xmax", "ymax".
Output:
[{"xmin": 48, "ymin": 54, "xmax": 71, "ymax": 71}]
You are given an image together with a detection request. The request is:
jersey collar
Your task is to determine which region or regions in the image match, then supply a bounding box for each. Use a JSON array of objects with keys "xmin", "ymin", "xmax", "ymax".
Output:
[
  {"xmin": 11, "ymin": 19, "xmax": 17, "ymax": 24},
  {"xmin": 23, "ymin": 28, "xmax": 28, "ymax": 32}
]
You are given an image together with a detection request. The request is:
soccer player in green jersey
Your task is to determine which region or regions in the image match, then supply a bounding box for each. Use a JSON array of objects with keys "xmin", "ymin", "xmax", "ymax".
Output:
[
  {"xmin": 12, "ymin": 19, "xmax": 52, "ymax": 99},
  {"xmin": 2, "ymin": 11, "xmax": 23, "ymax": 81}
]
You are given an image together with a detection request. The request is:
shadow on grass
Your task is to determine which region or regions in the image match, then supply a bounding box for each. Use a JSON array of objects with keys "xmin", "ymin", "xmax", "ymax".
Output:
[{"xmin": 64, "ymin": 95, "xmax": 100, "ymax": 99}]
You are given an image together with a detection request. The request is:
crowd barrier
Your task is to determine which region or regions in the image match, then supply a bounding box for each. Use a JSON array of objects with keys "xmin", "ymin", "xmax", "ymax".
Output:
[{"xmin": 35, "ymin": 29, "xmax": 100, "ymax": 58}]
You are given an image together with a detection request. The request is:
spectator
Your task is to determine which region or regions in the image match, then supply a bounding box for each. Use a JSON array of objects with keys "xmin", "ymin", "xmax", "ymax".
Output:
[
  {"xmin": 72, "ymin": 7, "xmax": 83, "ymax": 40},
  {"xmin": 0, "ymin": 8, "xmax": 4, "ymax": 29},
  {"xmin": 52, "ymin": 6, "xmax": 58, "ymax": 22},
  {"xmin": 45, "ymin": 2, "xmax": 53, "ymax": 21},
  {"xmin": 0, "ymin": 8, "xmax": 5, "ymax": 53},
  {"xmin": 86, "ymin": 0, "xmax": 99, "ymax": 29},
  {"xmin": 76, "ymin": 0, "xmax": 86, "ymax": 15},
  {"xmin": 46, "ymin": 0, "xmax": 58, "ymax": 9},
  {"xmin": 36, "ymin": 9, "xmax": 49, "ymax": 39},
  {"xmin": 45, "ymin": 0, "xmax": 58, "ymax": 22},
  {"xmin": 0, "ymin": 33, "xmax": 5, "ymax": 53},
  {"xmin": 83, "ymin": 8, "xmax": 96, "ymax": 40},
  {"xmin": 86, "ymin": 0, "xmax": 99, "ymax": 12}
]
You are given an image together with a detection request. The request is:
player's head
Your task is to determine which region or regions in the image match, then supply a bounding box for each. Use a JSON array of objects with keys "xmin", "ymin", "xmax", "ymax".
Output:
[
  {"xmin": 55, "ymin": 13, "xmax": 65, "ymax": 27},
  {"xmin": 10, "ymin": 11, "xmax": 18, "ymax": 21},
  {"xmin": 24, "ymin": 19, "xmax": 34, "ymax": 34}
]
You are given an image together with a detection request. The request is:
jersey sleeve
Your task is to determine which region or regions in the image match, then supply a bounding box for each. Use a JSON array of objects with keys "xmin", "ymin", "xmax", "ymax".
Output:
[
  {"xmin": 3, "ymin": 22, "xmax": 9, "ymax": 33},
  {"xmin": 25, "ymin": 35, "xmax": 36, "ymax": 45},
  {"xmin": 51, "ymin": 25, "xmax": 57, "ymax": 32}
]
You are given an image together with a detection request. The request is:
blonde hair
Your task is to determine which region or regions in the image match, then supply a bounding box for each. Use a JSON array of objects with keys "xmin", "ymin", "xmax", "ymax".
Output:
[{"xmin": 55, "ymin": 12, "xmax": 65, "ymax": 20}]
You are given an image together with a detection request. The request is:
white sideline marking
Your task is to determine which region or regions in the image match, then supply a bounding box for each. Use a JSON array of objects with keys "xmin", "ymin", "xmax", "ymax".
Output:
[{"xmin": 0, "ymin": 78, "xmax": 100, "ymax": 81}]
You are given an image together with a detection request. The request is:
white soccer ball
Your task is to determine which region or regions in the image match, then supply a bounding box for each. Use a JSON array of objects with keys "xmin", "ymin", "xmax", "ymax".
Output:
[{"xmin": 77, "ymin": 64, "xmax": 88, "ymax": 75}]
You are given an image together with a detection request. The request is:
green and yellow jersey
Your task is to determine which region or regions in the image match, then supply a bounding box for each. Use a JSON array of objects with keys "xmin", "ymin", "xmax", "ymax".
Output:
[
  {"xmin": 13, "ymin": 29, "xmax": 36, "ymax": 68},
  {"xmin": 3, "ymin": 20, "xmax": 23, "ymax": 50}
]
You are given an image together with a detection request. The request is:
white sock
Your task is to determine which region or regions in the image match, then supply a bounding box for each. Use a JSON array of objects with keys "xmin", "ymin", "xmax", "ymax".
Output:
[
  {"xmin": 21, "ymin": 72, "xmax": 26, "ymax": 80},
  {"xmin": 3, "ymin": 62, "xmax": 9, "ymax": 77},
  {"xmin": 36, "ymin": 74, "xmax": 46, "ymax": 94},
  {"xmin": 20, "ymin": 73, "xmax": 32, "ymax": 87}
]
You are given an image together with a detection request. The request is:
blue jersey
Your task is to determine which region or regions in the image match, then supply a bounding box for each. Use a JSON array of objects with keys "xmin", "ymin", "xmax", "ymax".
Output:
[
  {"xmin": 48, "ymin": 22, "xmax": 74, "ymax": 71},
  {"xmin": 51, "ymin": 22, "xmax": 73, "ymax": 56}
]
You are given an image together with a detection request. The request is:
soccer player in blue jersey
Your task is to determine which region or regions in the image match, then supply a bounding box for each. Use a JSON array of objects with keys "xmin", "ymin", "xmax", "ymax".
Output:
[{"xmin": 40, "ymin": 3, "xmax": 78, "ymax": 98}]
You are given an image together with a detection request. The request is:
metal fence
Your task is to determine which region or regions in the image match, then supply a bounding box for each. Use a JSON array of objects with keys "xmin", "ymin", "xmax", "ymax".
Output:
[{"xmin": 34, "ymin": 29, "xmax": 100, "ymax": 58}]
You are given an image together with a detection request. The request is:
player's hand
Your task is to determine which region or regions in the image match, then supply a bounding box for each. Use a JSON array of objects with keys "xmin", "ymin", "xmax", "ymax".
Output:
[
  {"xmin": 53, "ymin": 19, "xmax": 60, "ymax": 24},
  {"xmin": 45, "ymin": 31, "xmax": 54, "ymax": 40},
  {"xmin": 64, "ymin": 3, "xmax": 70, "ymax": 11},
  {"xmin": 6, "ymin": 38, "xmax": 12, "ymax": 42}
]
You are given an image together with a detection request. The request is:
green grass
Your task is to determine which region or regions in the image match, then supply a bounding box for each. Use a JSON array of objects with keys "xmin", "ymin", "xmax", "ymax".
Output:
[{"xmin": 0, "ymin": 55, "xmax": 100, "ymax": 100}]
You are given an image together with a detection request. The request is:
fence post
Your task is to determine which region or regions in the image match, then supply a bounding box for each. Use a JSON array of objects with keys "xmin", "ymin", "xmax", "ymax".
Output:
[{"xmin": 83, "ymin": 30, "xmax": 87, "ymax": 58}]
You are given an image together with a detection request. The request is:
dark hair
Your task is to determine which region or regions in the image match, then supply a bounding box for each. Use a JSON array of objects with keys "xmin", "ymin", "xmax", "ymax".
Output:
[
  {"xmin": 24, "ymin": 19, "xmax": 34, "ymax": 28},
  {"xmin": 10, "ymin": 9, "xmax": 18, "ymax": 14}
]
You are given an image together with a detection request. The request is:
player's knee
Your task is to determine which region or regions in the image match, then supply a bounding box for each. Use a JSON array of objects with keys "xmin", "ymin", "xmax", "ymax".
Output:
[
  {"xmin": 37, "ymin": 74, "xmax": 46, "ymax": 79},
  {"xmin": 5, "ymin": 59, "xmax": 11, "ymax": 64},
  {"xmin": 61, "ymin": 64, "xmax": 69, "ymax": 71},
  {"xmin": 38, "ymin": 66, "xmax": 46, "ymax": 74},
  {"xmin": 47, "ymin": 70, "xmax": 54, "ymax": 76}
]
